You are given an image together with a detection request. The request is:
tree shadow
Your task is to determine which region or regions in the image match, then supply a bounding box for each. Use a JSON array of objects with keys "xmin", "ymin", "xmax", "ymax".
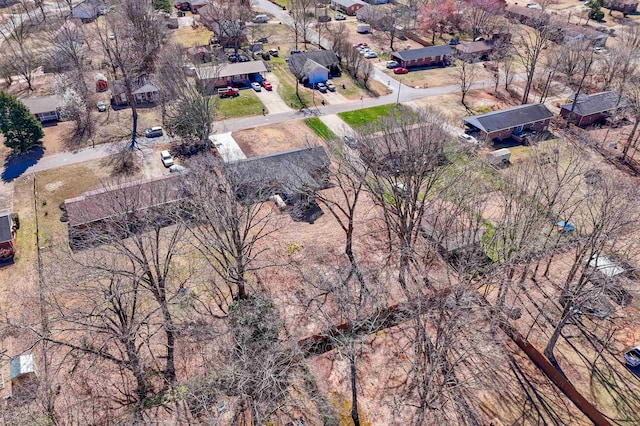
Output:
[{"xmin": 2, "ymin": 145, "xmax": 45, "ymax": 182}]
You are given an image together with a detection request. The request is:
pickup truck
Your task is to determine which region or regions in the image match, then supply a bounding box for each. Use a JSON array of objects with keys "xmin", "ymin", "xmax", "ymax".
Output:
[{"xmin": 218, "ymin": 87, "xmax": 239, "ymax": 98}]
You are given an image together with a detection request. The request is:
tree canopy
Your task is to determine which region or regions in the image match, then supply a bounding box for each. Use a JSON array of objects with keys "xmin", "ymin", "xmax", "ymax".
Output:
[{"xmin": 0, "ymin": 92, "xmax": 44, "ymax": 154}]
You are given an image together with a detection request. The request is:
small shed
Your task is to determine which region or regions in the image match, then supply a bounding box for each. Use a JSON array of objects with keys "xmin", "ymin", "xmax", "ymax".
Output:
[
  {"xmin": 95, "ymin": 73, "xmax": 108, "ymax": 92},
  {"xmin": 486, "ymin": 148, "xmax": 511, "ymax": 166},
  {"xmin": 10, "ymin": 354, "xmax": 35, "ymax": 381},
  {"xmin": 589, "ymin": 255, "xmax": 626, "ymax": 278},
  {"xmin": 0, "ymin": 213, "xmax": 17, "ymax": 260}
]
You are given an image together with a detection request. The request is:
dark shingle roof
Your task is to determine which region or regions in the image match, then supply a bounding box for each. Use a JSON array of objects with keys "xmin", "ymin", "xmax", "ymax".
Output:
[
  {"xmin": 561, "ymin": 91, "xmax": 627, "ymax": 116},
  {"xmin": 288, "ymin": 51, "xmax": 339, "ymax": 79},
  {"xmin": 0, "ymin": 214, "xmax": 13, "ymax": 243},
  {"xmin": 226, "ymin": 146, "xmax": 330, "ymax": 202},
  {"xmin": 391, "ymin": 45, "xmax": 453, "ymax": 62},
  {"xmin": 463, "ymin": 104, "xmax": 554, "ymax": 133}
]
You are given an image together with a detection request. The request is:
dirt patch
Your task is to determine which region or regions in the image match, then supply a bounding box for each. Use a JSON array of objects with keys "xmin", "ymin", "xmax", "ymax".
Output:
[{"xmin": 232, "ymin": 120, "xmax": 318, "ymax": 157}]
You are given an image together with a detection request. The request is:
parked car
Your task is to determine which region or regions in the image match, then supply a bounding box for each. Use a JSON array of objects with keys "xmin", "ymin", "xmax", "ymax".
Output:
[
  {"xmin": 318, "ymin": 15, "xmax": 331, "ymax": 22},
  {"xmin": 262, "ymin": 80, "xmax": 273, "ymax": 90},
  {"xmin": 353, "ymin": 42, "xmax": 368, "ymax": 48},
  {"xmin": 393, "ymin": 67, "xmax": 409, "ymax": 74},
  {"xmin": 458, "ymin": 133, "xmax": 478, "ymax": 144},
  {"xmin": 261, "ymin": 52, "xmax": 271, "ymax": 60},
  {"xmin": 448, "ymin": 38, "xmax": 460, "ymax": 45},
  {"xmin": 335, "ymin": 13, "xmax": 346, "ymax": 20},
  {"xmin": 624, "ymin": 346, "xmax": 640, "ymax": 367},
  {"xmin": 316, "ymin": 82, "xmax": 327, "ymax": 93},
  {"xmin": 325, "ymin": 81, "xmax": 336, "ymax": 91},
  {"xmin": 96, "ymin": 101, "xmax": 106, "ymax": 112},
  {"xmin": 290, "ymin": 49, "xmax": 302, "ymax": 55},
  {"xmin": 228, "ymin": 53, "xmax": 249, "ymax": 63},
  {"xmin": 160, "ymin": 150, "xmax": 174, "ymax": 168},
  {"xmin": 145, "ymin": 126, "xmax": 163, "ymax": 138},
  {"xmin": 344, "ymin": 135, "xmax": 357, "ymax": 148},
  {"xmin": 251, "ymin": 82, "xmax": 262, "ymax": 92},
  {"xmin": 594, "ymin": 46, "xmax": 607, "ymax": 54},
  {"xmin": 386, "ymin": 60, "xmax": 399, "ymax": 69},
  {"xmin": 268, "ymin": 48, "xmax": 279, "ymax": 57},
  {"xmin": 218, "ymin": 86, "xmax": 240, "ymax": 98},
  {"xmin": 169, "ymin": 164, "xmax": 188, "ymax": 174},
  {"xmin": 364, "ymin": 51, "xmax": 378, "ymax": 59},
  {"xmin": 255, "ymin": 36, "xmax": 268, "ymax": 43}
]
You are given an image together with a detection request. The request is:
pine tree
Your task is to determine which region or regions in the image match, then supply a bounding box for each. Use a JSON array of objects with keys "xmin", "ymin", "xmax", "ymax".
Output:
[{"xmin": 0, "ymin": 92, "xmax": 44, "ymax": 154}]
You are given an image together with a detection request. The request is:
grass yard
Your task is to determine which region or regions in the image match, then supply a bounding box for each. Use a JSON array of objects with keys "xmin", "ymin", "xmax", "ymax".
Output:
[
  {"xmin": 270, "ymin": 57, "xmax": 312, "ymax": 109},
  {"xmin": 172, "ymin": 25, "xmax": 213, "ymax": 47},
  {"xmin": 304, "ymin": 117, "xmax": 336, "ymax": 140},
  {"xmin": 338, "ymin": 104, "xmax": 407, "ymax": 128},
  {"xmin": 214, "ymin": 90, "xmax": 265, "ymax": 119}
]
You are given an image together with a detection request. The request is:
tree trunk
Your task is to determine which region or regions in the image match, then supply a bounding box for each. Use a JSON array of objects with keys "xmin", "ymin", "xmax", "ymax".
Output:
[
  {"xmin": 350, "ymin": 356, "xmax": 360, "ymax": 426},
  {"xmin": 131, "ymin": 105, "xmax": 138, "ymax": 147},
  {"xmin": 623, "ymin": 116, "xmax": 640, "ymax": 160}
]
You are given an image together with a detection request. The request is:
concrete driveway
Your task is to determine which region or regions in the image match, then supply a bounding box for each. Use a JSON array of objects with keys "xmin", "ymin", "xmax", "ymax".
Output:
[
  {"xmin": 210, "ymin": 132, "xmax": 246, "ymax": 162},
  {"xmin": 257, "ymin": 73, "xmax": 293, "ymax": 114}
]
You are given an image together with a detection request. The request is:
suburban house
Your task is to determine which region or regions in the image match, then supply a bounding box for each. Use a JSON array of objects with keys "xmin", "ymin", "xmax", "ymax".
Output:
[
  {"xmin": 0, "ymin": 213, "xmax": 17, "ymax": 261},
  {"xmin": 288, "ymin": 51, "xmax": 340, "ymax": 85},
  {"xmin": 174, "ymin": 0, "xmax": 208, "ymax": 11},
  {"xmin": 64, "ymin": 174, "xmax": 187, "ymax": 250},
  {"xmin": 463, "ymin": 104, "xmax": 554, "ymax": 142},
  {"xmin": 187, "ymin": 45, "xmax": 214, "ymax": 64},
  {"xmin": 20, "ymin": 95, "xmax": 63, "ymax": 123},
  {"xmin": 110, "ymin": 76, "xmax": 160, "ymax": 106},
  {"xmin": 195, "ymin": 61, "xmax": 268, "ymax": 93},
  {"xmin": 604, "ymin": 0, "xmax": 638, "ymax": 13},
  {"xmin": 560, "ymin": 91, "xmax": 627, "ymax": 126},
  {"xmin": 226, "ymin": 146, "xmax": 331, "ymax": 204},
  {"xmin": 391, "ymin": 45, "xmax": 453, "ymax": 68},
  {"xmin": 454, "ymin": 41, "xmax": 495, "ymax": 62},
  {"xmin": 421, "ymin": 199, "xmax": 486, "ymax": 266},
  {"xmin": 506, "ymin": 5, "xmax": 607, "ymax": 46},
  {"xmin": 70, "ymin": 0, "xmax": 105, "ymax": 22},
  {"xmin": 198, "ymin": 11, "xmax": 247, "ymax": 48},
  {"xmin": 356, "ymin": 6, "xmax": 394, "ymax": 29},
  {"xmin": 330, "ymin": 0, "xmax": 367, "ymax": 15}
]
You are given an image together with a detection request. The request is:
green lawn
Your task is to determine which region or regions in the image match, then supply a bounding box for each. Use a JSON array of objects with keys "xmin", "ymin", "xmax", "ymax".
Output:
[
  {"xmin": 304, "ymin": 117, "xmax": 336, "ymax": 140},
  {"xmin": 337, "ymin": 104, "xmax": 409, "ymax": 128},
  {"xmin": 214, "ymin": 89, "xmax": 265, "ymax": 119},
  {"xmin": 270, "ymin": 57, "xmax": 312, "ymax": 109}
]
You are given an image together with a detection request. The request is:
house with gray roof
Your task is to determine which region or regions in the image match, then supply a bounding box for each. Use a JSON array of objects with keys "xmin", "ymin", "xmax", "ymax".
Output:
[
  {"xmin": 20, "ymin": 95, "xmax": 64, "ymax": 122},
  {"xmin": 70, "ymin": 0, "xmax": 105, "ymax": 22},
  {"xmin": 561, "ymin": 91, "xmax": 627, "ymax": 126},
  {"xmin": 110, "ymin": 76, "xmax": 160, "ymax": 106},
  {"xmin": 463, "ymin": 104, "xmax": 554, "ymax": 142},
  {"xmin": 330, "ymin": 0, "xmax": 366, "ymax": 15},
  {"xmin": 225, "ymin": 146, "xmax": 331, "ymax": 205},
  {"xmin": 288, "ymin": 51, "xmax": 340, "ymax": 85},
  {"xmin": 391, "ymin": 45, "xmax": 453, "ymax": 68},
  {"xmin": 196, "ymin": 61, "xmax": 268, "ymax": 93}
]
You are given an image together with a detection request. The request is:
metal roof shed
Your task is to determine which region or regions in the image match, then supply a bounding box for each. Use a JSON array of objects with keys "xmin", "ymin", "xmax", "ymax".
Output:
[{"xmin": 589, "ymin": 255, "xmax": 626, "ymax": 278}]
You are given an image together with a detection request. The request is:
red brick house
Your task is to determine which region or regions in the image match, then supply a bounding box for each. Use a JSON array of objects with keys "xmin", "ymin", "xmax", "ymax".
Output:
[
  {"xmin": 561, "ymin": 91, "xmax": 627, "ymax": 127},
  {"xmin": 195, "ymin": 61, "xmax": 267, "ymax": 93},
  {"xmin": 463, "ymin": 104, "xmax": 554, "ymax": 142},
  {"xmin": 0, "ymin": 213, "xmax": 17, "ymax": 260},
  {"xmin": 391, "ymin": 45, "xmax": 453, "ymax": 68}
]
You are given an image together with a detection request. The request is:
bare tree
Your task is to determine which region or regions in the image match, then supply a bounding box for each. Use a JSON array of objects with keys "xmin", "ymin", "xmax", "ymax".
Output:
[
  {"xmin": 184, "ymin": 154, "xmax": 280, "ymax": 309},
  {"xmin": 560, "ymin": 41, "xmax": 596, "ymax": 127},
  {"xmin": 513, "ymin": 18, "xmax": 553, "ymax": 104},
  {"xmin": 290, "ymin": 0, "xmax": 314, "ymax": 49},
  {"xmin": 0, "ymin": 15, "xmax": 41, "ymax": 91},
  {"xmin": 455, "ymin": 60, "xmax": 476, "ymax": 110}
]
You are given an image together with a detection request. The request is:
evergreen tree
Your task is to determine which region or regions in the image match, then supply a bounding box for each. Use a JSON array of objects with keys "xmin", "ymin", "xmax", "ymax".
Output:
[
  {"xmin": 153, "ymin": 0, "xmax": 172, "ymax": 13},
  {"xmin": 0, "ymin": 92, "xmax": 44, "ymax": 154}
]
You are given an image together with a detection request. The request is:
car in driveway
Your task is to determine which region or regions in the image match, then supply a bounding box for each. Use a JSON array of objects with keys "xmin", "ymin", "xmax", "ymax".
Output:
[
  {"xmin": 97, "ymin": 101, "xmax": 106, "ymax": 112},
  {"xmin": 145, "ymin": 126, "xmax": 163, "ymax": 138},
  {"xmin": 386, "ymin": 60, "xmax": 399, "ymax": 69},
  {"xmin": 458, "ymin": 133, "xmax": 478, "ymax": 144},
  {"xmin": 335, "ymin": 13, "xmax": 346, "ymax": 20},
  {"xmin": 448, "ymin": 38, "xmax": 460, "ymax": 45},
  {"xmin": 251, "ymin": 82, "xmax": 262, "ymax": 92},
  {"xmin": 625, "ymin": 346, "xmax": 640, "ymax": 367},
  {"xmin": 160, "ymin": 150, "xmax": 174, "ymax": 168},
  {"xmin": 393, "ymin": 67, "xmax": 409, "ymax": 74},
  {"xmin": 290, "ymin": 49, "xmax": 302, "ymax": 55},
  {"xmin": 262, "ymin": 80, "xmax": 273, "ymax": 90},
  {"xmin": 364, "ymin": 51, "xmax": 377, "ymax": 59},
  {"xmin": 169, "ymin": 164, "xmax": 188, "ymax": 174},
  {"xmin": 316, "ymin": 82, "xmax": 327, "ymax": 93},
  {"xmin": 326, "ymin": 81, "xmax": 336, "ymax": 92},
  {"xmin": 318, "ymin": 15, "xmax": 331, "ymax": 22},
  {"xmin": 268, "ymin": 48, "xmax": 279, "ymax": 57}
]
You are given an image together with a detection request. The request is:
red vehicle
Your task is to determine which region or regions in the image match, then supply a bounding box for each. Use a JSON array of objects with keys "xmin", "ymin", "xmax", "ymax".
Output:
[
  {"xmin": 218, "ymin": 86, "xmax": 239, "ymax": 98},
  {"xmin": 262, "ymin": 80, "xmax": 273, "ymax": 90},
  {"xmin": 393, "ymin": 67, "xmax": 409, "ymax": 74}
]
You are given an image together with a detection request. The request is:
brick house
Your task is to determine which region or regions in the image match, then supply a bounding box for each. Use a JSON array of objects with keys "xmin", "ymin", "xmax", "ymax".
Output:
[
  {"xmin": 391, "ymin": 45, "xmax": 453, "ymax": 68},
  {"xmin": 195, "ymin": 61, "xmax": 267, "ymax": 93},
  {"xmin": 330, "ymin": 0, "xmax": 367, "ymax": 15},
  {"xmin": 561, "ymin": 91, "xmax": 627, "ymax": 126},
  {"xmin": 463, "ymin": 104, "xmax": 554, "ymax": 142}
]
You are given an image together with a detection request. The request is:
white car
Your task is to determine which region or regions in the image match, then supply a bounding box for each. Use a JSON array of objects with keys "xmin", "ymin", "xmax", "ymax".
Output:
[
  {"xmin": 458, "ymin": 133, "xmax": 478, "ymax": 144},
  {"xmin": 251, "ymin": 82, "xmax": 262, "ymax": 92},
  {"xmin": 624, "ymin": 346, "xmax": 640, "ymax": 367},
  {"xmin": 160, "ymin": 150, "xmax": 174, "ymax": 168},
  {"xmin": 364, "ymin": 51, "xmax": 378, "ymax": 59},
  {"xmin": 335, "ymin": 13, "xmax": 346, "ymax": 20},
  {"xmin": 386, "ymin": 60, "xmax": 399, "ymax": 69}
]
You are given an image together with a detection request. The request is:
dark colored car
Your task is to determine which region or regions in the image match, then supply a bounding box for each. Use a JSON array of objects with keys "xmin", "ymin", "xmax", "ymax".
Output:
[
  {"xmin": 448, "ymin": 39, "xmax": 460, "ymax": 45},
  {"xmin": 393, "ymin": 67, "xmax": 409, "ymax": 74},
  {"xmin": 318, "ymin": 15, "xmax": 331, "ymax": 22},
  {"xmin": 290, "ymin": 49, "xmax": 302, "ymax": 55}
]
